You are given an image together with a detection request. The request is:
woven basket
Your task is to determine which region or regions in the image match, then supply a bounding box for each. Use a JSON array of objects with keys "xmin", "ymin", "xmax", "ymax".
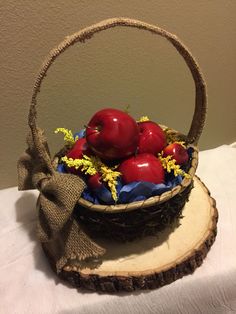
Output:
[{"xmin": 27, "ymin": 18, "xmax": 207, "ymax": 242}]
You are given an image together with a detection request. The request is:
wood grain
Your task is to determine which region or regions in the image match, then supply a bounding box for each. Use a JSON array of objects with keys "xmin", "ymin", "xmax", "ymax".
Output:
[{"xmin": 42, "ymin": 176, "xmax": 218, "ymax": 292}]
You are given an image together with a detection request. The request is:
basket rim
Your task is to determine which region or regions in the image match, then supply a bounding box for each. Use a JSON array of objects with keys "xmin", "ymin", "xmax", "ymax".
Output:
[{"xmin": 74, "ymin": 143, "xmax": 199, "ymax": 213}]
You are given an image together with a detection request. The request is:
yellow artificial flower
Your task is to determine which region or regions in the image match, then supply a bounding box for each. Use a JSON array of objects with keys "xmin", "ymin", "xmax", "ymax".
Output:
[
  {"xmin": 61, "ymin": 155, "xmax": 121, "ymax": 201},
  {"xmin": 158, "ymin": 152, "xmax": 190, "ymax": 178},
  {"xmin": 99, "ymin": 165, "xmax": 121, "ymax": 202},
  {"xmin": 54, "ymin": 128, "xmax": 76, "ymax": 146},
  {"xmin": 137, "ymin": 116, "xmax": 150, "ymax": 122}
]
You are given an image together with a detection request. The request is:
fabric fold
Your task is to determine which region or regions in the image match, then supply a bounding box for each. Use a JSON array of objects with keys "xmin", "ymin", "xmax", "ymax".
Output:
[{"xmin": 17, "ymin": 129, "xmax": 105, "ymax": 272}]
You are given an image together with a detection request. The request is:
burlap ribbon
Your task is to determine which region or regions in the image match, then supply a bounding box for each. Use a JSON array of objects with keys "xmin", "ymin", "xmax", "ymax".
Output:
[{"xmin": 17, "ymin": 129, "xmax": 105, "ymax": 272}]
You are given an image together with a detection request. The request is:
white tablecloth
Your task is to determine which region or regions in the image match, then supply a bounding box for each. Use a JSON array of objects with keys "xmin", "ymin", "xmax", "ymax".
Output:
[{"xmin": 1, "ymin": 145, "xmax": 236, "ymax": 314}]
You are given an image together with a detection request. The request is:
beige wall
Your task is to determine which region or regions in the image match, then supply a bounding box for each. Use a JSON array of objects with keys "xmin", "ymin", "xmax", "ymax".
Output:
[{"xmin": 1, "ymin": 1, "xmax": 236, "ymax": 189}]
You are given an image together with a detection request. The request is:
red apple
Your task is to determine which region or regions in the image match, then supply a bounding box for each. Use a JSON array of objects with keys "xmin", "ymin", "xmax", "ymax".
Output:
[
  {"xmin": 138, "ymin": 121, "xmax": 166, "ymax": 155},
  {"xmin": 86, "ymin": 173, "xmax": 115, "ymax": 204},
  {"xmin": 67, "ymin": 138, "xmax": 91, "ymax": 159},
  {"xmin": 87, "ymin": 173, "xmax": 103, "ymax": 190},
  {"xmin": 86, "ymin": 108, "xmax": 139, "ymax": 160},
  {"xmin": 66, "ymin": 138, "xmax": 91, "ymax": 174},
  {"xmin": 118, "ymin": 153, "xmax": 165, "ymax": 184},
  {"xmin": 163, "ymin": 143, "xmax": 189, "ymax": 165}
]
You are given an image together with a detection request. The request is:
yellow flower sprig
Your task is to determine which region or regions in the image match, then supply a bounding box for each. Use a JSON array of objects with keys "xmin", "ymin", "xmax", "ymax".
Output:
[
  {"xmin": 61, "ymin": 154, "xmax": 121, "ymax": 201},
  {"xmin": 99, "ymin": 165, "xmax": 121, "ymax": 202},
  {"xmin": 173, "ymin": 141, "xmax": 186, "ymax": 148},
  {"xmin": 137, "ymin": 116, "xmax": 150, "ymax": 122},
  {"xmin": 61, "ymin": 155, "xmax": 97, "ymax": 176},
  {"xmin": 55, "ymin": 128, "xmax": 77, "ymax": 147},
  {"xmin": 158, "ymin": 153, "xmax": 190, "ymax": 179}
]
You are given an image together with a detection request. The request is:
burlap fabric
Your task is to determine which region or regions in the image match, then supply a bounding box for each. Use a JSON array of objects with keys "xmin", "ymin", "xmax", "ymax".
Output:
[
  {"xmin": 17, "ymin": 129, "xmax": 105, "ymax": 272},
  {"xmin": 17, "ymin": 17, "xmax": 207, "ymax": 273}
]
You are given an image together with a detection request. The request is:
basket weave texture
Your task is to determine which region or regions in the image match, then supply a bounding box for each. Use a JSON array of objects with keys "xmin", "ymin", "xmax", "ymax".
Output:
[{"xmin": 17, "ymin": 17, "xmax": 207, "ymax": 271}]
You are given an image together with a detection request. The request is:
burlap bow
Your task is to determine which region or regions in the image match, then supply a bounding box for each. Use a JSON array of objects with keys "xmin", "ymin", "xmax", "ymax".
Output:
[{"xmin": 17, "ymin": 129, "xmax": 105, "ymax": 272}]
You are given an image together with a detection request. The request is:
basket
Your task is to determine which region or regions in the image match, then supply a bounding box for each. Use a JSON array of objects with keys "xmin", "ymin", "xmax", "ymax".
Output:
[
  {"xmin": 18, "ymin": 18, "xmax": 207, "ymax": 271},
  {"xmin": 54, "ymin": 131, "xmax": 198, "ymax": 242}
]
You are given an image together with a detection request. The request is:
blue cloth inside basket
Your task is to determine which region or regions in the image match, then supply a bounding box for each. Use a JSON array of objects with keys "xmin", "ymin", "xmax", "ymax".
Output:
[
  {"xmin": 74, "ymin": 129, "xmax": 86, "ymax": 140},
  {"xmin": 80, "ymin": 174, "xmax": 183, "ymax": 205}
]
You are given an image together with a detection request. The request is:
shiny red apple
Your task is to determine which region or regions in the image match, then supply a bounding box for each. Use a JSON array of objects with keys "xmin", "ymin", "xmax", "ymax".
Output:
[
  {"xmin": 138, "ymin": 121, "xmax": 166, "ymax": 155},
  {"xmin": 87, "ymin": 173, "xmax": 103, "ymax": 190},
  {"xmin": 66, "ymin": 138, "xmax": 91, "ymax": 174},
  {"xmin": 67, "ymin": 137, "xmax": 91, "ymax": 159},
  {"xmin": 86, "ymin": 173, "xmax": 114, "ymax": 204},
  {"xmin": 163, "ymin": 143, "xmax": 189, "ymax": 165},
  {"xmin": 118, "ymin": 153, "xmax": 165, "ymax": 184},
  {"xmin": 86, "ymin": 108, "xmax": 139, "ymax": 160}
]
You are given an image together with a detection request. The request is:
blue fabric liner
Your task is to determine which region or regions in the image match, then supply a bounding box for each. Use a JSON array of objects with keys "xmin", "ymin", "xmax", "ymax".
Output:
[
  {"xmin": 74, "ymin": 129, "xmax": 85, "ymax": 139},
  {"xmin": 81, "ymin": 174, "xmax": 183, "ymax": 205},
  {"xmin": 57, "ymin": 163, "xmax": 67, "ymax": 173},
  {"xmin": 187, "ymin": 146, "xmax": 194, "ymax": 157}
]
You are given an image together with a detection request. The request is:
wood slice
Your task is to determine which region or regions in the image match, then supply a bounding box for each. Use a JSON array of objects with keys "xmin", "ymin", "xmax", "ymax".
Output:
[{"xmin": 42, "ymin": 176, "xmax": 218, "ymax": 293}]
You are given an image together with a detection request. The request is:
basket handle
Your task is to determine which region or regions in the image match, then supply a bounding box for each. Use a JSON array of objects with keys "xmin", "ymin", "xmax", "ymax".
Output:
[{"xmin": 28, "ymin": 17, "xmax": 207, "ymax": 171}]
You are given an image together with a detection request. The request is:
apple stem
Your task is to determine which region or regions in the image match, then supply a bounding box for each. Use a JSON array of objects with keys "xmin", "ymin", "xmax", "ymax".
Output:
[{"xmin": 84, "ymin": 125, "xmax": 99, "ymax": 131}]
